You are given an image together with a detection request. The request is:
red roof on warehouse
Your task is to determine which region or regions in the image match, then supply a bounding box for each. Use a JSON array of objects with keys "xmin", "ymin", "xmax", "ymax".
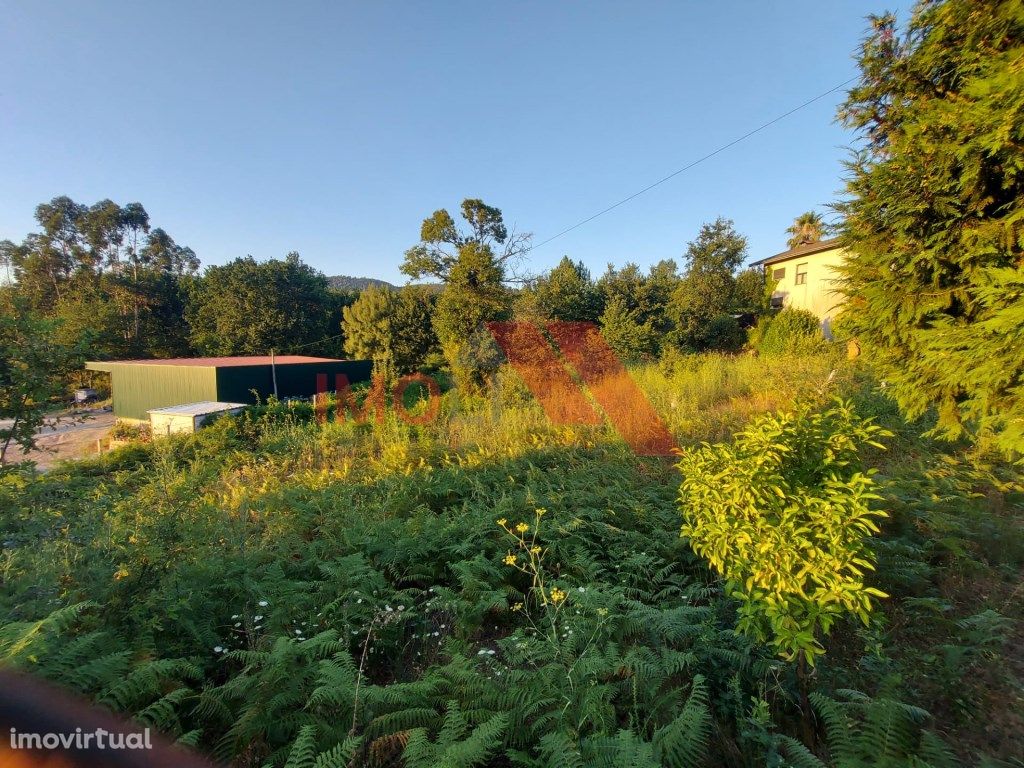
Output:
[{"xmin": 88, "ymin": 355, "xmax": 343, "ymax": 368}]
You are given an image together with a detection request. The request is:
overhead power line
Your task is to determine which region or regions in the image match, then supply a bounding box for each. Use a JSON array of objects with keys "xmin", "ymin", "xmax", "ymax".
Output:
[
  {"xmin": 530, "ymin": 76, "xmax": 859, "ymax": 251},
  {"xmin": 286, "ymin": 331, "xmax": 347, "ymax": 354}
]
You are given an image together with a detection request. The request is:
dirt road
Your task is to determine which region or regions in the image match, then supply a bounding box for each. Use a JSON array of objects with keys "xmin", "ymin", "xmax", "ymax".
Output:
[{"xmin": 1, "ymin": 408, "xmax": 116, "ymax": 470}]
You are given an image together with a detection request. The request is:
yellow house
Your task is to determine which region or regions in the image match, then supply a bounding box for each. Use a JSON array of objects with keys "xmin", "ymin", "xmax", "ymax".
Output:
[{"xmin": 752, "ymin": 238, "xmax": 847, "ymax": 336}]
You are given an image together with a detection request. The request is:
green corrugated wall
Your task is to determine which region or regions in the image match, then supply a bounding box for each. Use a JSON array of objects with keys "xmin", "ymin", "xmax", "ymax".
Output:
[
  {"xmin": 86, "ymin": 360, "xmax": 373, "ymax": 420},
  {"xmin": 94, "ymin": 364, "xmax": 218, "ymax": 421},
  {"xmin": 215, "ymin": 361, "xmax": 373, "ymax": 403}
]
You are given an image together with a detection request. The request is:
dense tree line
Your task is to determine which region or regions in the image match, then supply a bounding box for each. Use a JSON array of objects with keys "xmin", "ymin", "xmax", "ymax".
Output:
[
  {"xmin": 340, "ymin": 206, "xmax": 772, "ymax": 389},
  {"xmin": 1, "ymin": 194, "xmax": 779, "ymax": 403},
  {"xmin": 1, "ymin": 197, "xmax": 198, "ymax": 359},
  {"xmin": 3, "ymin": 5, "xmax": 1021, "ymax": 764},
  {"xmin": 5, "ymin": 1, "xmax": 1018, "ymax": 463},
  {"xmin": 0, "ymin": 198, "xmax": 355, "ymax": 362},
  {"xmin": 186, "ymin": 252, "xmax": 347, "ymax": 357}
]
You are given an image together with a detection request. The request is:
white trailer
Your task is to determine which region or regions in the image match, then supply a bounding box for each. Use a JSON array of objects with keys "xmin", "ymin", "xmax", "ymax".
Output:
[{"xmin": 147, "ymin": 401, "xmax": 247, "ymax": 436}]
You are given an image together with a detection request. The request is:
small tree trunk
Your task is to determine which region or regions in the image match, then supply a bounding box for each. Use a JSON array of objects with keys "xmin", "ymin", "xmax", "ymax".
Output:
[
  {"xmin": 797, "ymin": 655, "xmax": 816, "ymax": 751},
  {"xmin": 0, "ymin": 412, "xmax": 22, "ymax": 466},
  {"xmin": 130, "ymin": 257, "xmax": 141, "ymax": 340}
]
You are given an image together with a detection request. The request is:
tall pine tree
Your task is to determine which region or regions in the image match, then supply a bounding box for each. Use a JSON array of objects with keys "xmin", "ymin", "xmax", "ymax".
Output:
[{"xmin": 836, "ymin": 1, "xmax": 1024, "ymax": 455}]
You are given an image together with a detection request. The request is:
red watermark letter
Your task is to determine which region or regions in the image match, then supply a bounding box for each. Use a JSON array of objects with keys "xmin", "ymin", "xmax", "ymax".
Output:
[
  {"xmin": 315, "ymin": 372, "xmax": 441, "ymax": 426},
  {"xmin": 489, "ymin": 321, "xmax": 676, "ymax": 457},
  {"xmin": 487, "ymin": 321, "xmax": 600, "ymax": 426},
  {"xmin": 311, "ymin": 322, "xmax": 675, "ymax": 457}
]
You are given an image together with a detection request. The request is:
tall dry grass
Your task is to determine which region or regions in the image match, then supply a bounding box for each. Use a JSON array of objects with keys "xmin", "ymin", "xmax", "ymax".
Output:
[{"xmin": 246, "ymin": 350, "xmax": 847, "ymax": 482}]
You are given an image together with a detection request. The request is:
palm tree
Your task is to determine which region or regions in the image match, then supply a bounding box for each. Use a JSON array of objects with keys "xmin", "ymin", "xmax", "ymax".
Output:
[{"xmin": 785, "ymin": 211, "xmax": 827, "ymax": 249}]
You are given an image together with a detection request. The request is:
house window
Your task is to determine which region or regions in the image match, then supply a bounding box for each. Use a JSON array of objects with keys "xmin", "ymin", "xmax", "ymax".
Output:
[
  {"xmin": 795, "ymin": 263, "xmax": 808, "ymax": 285},
  {"xmin": 772, "ymin": 267, "xmax": 786, "ymax": 280}
]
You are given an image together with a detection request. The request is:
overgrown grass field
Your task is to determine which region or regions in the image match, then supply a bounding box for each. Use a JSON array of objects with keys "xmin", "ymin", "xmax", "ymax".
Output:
[{"xmin": 2, "ymin": 353, "xmax": 1021, "ymax": 767}]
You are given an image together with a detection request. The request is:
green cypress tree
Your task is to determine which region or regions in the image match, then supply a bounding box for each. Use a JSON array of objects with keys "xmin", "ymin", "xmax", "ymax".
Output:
[
  {"xmin": 342, "ymin": 286, "xmax": 438, "ymax": 379},
  {"xmin": 522, "ymin": 256, "xmax": 604, "ymax": 322},
  {"xmin": 597, "ymin": 260, "xmax": 681, "ymax": 342},
  {"xmin": 598, "ymin": 295, "xmax": 657, "ymax": 362},
  {"xmin": 667, "ymin": 218, "xmax": 748, "ymax": 351},
  {"xmin": 836, "ymin": 1, "xmax": 1024, "ymax": 455}
]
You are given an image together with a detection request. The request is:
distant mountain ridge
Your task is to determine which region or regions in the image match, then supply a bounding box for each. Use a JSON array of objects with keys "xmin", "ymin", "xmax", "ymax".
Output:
[{"xmin": 327, "ymin": 275, "xmax": 397, "ymax": 291}]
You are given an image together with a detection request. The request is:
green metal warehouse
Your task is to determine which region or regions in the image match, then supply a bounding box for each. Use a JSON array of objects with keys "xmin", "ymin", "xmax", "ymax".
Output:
[{"xmin": 86, "ymin": 356, "xmax": 373, "ymax": 421}]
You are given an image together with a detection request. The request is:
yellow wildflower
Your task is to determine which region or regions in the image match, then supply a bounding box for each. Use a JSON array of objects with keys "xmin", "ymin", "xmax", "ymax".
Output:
[
  {"xmin": 535, "ymin": 507, "xmax": 547, "ymax": 516},
  {"xmin": 503, "ymin": 554, "xmax": 517, "ymax": 566},
  {"xmin": 529, "ymin": 546, "xmax": 541, "ymax": 555},
  {"xmin": 512, "ymin": 602, "xmax": 524, "ymax": 612},
  {"xmin": 496, "ymin": 518, "xmax": 507, "ymax": 527},
  {"xmin": 114, "ymin": 566, "xmax": 129, "ymax": 581},
  {"xmin": 515, "ymin": 522, "xmax": 529, "ymax": 533},
  {"xmin": 549, "ymin": 587, "xmax": 567, "ymax": 604}
]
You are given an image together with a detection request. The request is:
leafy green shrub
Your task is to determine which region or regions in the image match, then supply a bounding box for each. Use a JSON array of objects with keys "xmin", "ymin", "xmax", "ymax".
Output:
[
  {"xmin": 752, "ymin": 308, "xmax": 823, "ymax": 357},
  {"xmin": 108, "ymin": 420, "xmax": 151, "ymax": 442},
  {"xmin": 677, "ymin": 400, "xmax": 891, "ymax": 664},
  {"xmin": 599, "ymin": 295, "xmax": 657, "ymax": 362},
  {"xmin": 657, "ymin": 345, "xmax": 692, "ymax": 378},
  {"xmin": 703, "ymin": 314, "xmax": 746, "ymax": 352},
  {"xmin": 491, "ymin": 364, "xmax": 536, "ymax": 411}
]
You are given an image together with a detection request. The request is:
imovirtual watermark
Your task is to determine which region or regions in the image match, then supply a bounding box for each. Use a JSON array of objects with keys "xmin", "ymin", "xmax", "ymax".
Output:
[
  {"xmin": 9, "ymin": 726, "xmax": 153, "ymax": 751},
  {"xmin": 313, "ymin": 320, "xmax": 677, "ymax": 456}
]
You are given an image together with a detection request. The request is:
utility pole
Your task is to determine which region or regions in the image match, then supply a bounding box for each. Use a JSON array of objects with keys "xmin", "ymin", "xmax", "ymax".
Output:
[{"xmin": 270, "ymin": 348, "xmax": 279, "ymax": 399}]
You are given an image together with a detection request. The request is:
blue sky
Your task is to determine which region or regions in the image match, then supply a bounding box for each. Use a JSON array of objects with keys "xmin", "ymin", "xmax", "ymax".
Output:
[{"xmin": 0, "ymin": 1, "xmax": 913, "ymax": 283}]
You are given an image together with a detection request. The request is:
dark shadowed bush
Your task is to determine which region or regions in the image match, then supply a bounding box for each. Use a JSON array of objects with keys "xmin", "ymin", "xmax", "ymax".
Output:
[{"xmin": 703, "ymin": 314, "xmax": 746, "ymax": 352}]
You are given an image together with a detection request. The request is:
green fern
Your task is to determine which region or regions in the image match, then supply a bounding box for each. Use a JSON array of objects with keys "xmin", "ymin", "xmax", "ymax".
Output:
[
  {"xmin": 284, "ymin": 724, "xmax": 318, "ymax": 768},
  {"xmin": 0, "ymin": 602, "xmax": 96, "ymax": 663},
  {"xmin": 582, "ymin": 730, "xmax": 661, "ymax": 768},
  {"xmin": 777, "ymin": 691, "xmax": 959, "ymax": 768},
  {"xmin": 652, "ymin": 675, "xmax": 711, "ymax": 768},
  {"xmin": 402, "ymin": 702, "xmax": 508, "ymax": 768},
  {"xmin": 313, "ymin": 738, "xmax": 361, "ymax": 768},
  {"xmin": 3, "ymin": 364, "xmax": 1014, "ymax": 768}
]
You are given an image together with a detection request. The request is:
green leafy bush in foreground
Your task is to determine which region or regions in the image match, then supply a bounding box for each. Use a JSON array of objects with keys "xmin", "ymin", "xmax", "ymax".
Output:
[{"xmin": 677, "ymin": 400, "xmax": 891, "ymax": 665}]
